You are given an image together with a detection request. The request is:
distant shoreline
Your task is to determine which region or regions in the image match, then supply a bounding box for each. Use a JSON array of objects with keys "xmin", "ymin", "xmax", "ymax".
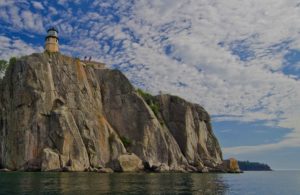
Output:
[{"xmin": 238, "ymin": 161, "xmax": 272, "ymax": 171}]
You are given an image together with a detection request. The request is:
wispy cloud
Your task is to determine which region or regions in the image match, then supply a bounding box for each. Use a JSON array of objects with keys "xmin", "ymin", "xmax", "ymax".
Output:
[
  {"xmin": 224, "ymin": 134, "xmax": 300, "ymax": 155},
  {"xmin": 31, "ymin": 1, "xmax": 44, "ymax": 10},
  {"xmin": 0, "ymin": 35, "xmax": 43, "ymax": 60},
  {"xmin": 0, "ymin": 1, "xmax": 44, "ymax": 32}
]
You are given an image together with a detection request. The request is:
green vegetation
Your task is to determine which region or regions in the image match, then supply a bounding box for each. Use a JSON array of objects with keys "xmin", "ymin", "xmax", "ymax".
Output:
[
  {"xmin": 238, "ymin": 161, "xmax": 272, "ymax": 171},
  {"xmin": 0, "ymin": 60, "xmax": 8, "ymax": 74},
  {"xmin": 136, "ymin": 88, "xmax": 160, "ymax": 117},
  {"xmin": 136, "ymin": 88, "xmax": 153, "ymax": 103},
  {"xmin": 0, "ymin": 57, "xmax": 17, "ymax": 75},
  {"xmin": 9, "ymin": 57, "xmax": 17, "ymax": 67},
  {"xmin": 136, "ymin": 88, "xmax": 166, "ymax": 125},
  {"xmin": 149, "ymin": 102, "xmax": 160, "ymax": 117},
  {"xmin": 120, "ymin": 136, "xmax": 132, "ymax": 148}
]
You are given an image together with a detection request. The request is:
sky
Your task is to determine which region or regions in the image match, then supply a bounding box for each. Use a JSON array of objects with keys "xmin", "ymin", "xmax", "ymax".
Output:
[{"xmin": 0, "ymin": 0, "xmax": 300, "ymax": 170}]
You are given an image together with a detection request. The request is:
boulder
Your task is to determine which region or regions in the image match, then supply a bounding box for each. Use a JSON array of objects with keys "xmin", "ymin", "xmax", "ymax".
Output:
[
  {"xmin": 98, "ymin": 167, "xmax": 114, "ymax": 173},
  {"xmin": 195, "ymin": 160, "xmax": 205, "ymax": 171},
  {"xmin": 150, "ymin": 163, "xmax": 170, "ymax": 172},
  {"xmin": 143, "ymin": 160, "xmax": 163, "ymax": 172},
  {"xmin": 186, "ymin": 164, "xmax": 198, "ymax": 172},
  {"xmin": 116, "ymin": 154, "xmax": 144, "ymax": 172},
  {"xmin": 0, "ymin": 168, "xmax": 11, "ymax": 172},
  {"xmin": 201, "ymin": 167, "xmax": 209, "ymax": 173},
  {"xmin": 87, "ymin": 167, "xmax": 99, "ymax": 172},
  {"xmin": 41, "ymin": 148, "xmax": 61, "ymax": 171}
]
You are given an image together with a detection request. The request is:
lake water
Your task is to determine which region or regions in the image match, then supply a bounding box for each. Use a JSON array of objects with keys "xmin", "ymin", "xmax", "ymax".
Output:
[{"xmin": 0, "ymin": 171, "xmax": 299, "ymax": 194}]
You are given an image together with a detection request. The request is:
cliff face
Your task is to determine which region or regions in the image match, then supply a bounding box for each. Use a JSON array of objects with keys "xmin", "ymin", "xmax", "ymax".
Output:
[
  {"xmin": 155, "ymin": 95, "xmax": 222, "ymax": 167},
  {"xmin": 0, "ymin": 53, "xmax": 223, "ymax": 172}
]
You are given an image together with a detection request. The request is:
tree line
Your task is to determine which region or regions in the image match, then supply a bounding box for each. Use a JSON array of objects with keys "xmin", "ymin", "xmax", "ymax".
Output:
[{"xmin": 238, "ymin": 161, "xmax": 272, "ymax": 171}]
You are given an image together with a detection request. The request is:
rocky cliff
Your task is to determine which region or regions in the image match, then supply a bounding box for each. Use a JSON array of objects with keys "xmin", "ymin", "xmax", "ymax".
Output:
[{"xmin": 0, "ymin": 53, "xmax": 225, "ymax": 172}]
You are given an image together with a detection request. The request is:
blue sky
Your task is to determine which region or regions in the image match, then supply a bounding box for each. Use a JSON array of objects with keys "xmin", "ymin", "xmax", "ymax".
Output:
[{"xmin": 1, "ymin": 0, "xmax": 300, "ymax": 170}]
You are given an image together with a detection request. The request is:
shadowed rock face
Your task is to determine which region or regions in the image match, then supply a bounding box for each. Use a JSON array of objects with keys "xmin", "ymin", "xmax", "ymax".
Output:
[{"xmin": 0, "ymin": 53, "xmax": 223, "ymax": 172}]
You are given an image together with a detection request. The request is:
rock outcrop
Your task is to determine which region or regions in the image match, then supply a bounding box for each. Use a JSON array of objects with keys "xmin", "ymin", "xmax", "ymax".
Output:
[
  {"xmin": 0, "ymin": 53, "xmax": 224, "ymax": 172},
  {"xmin": 41, "ymin": 148, "xmax": 61, "ymax": 171},
  {"xmin": 111, "ymin": 154, "xmax": 144, "ymax": 172},
  {"xmin": 223, "ymin": 158, "xmax": 242, "ymax": 173},
  {"xmin": 155, "ymin": 95, "xmax": 223, "ymax": 167}
]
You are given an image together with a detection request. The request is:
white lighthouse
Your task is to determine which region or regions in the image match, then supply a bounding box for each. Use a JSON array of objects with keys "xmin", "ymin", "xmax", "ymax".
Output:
[{"xmin": 45, "ymin": 27, "xmax": 59, "ymax": 52}]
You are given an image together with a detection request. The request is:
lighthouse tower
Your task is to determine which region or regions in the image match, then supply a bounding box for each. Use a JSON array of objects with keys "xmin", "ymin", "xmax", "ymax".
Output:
[{"xmin": 45, "ymin": 27, "xmax": 59, "ymax": 52}]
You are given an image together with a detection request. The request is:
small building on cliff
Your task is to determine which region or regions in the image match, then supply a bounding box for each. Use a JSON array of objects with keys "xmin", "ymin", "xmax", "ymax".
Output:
[{"xmin": 45, "ymin": 27, "xmax": 59, "ymax": 52}]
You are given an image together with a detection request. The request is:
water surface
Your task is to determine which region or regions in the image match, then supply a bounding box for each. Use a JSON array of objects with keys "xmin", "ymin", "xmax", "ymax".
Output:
[{"xmin": 0, "ymin": 171, "xmax": 299, "ymax": 194}]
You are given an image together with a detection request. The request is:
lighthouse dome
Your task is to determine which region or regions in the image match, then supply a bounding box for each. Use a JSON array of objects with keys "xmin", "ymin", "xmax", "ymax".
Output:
[{"xmin": 46, "ymin": 27, "xmax": 58, "ymax": 39}]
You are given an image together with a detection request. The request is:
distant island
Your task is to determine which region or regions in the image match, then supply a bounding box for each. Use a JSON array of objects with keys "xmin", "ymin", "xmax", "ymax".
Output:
[{"xmin": 238, "ymin": 161, "xmax": 272, "ymax": 171}]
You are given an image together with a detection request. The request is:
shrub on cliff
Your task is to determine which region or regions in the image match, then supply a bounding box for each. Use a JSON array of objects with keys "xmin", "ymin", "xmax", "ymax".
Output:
[
  {"xmin": 137, "ymin": 88, "xmax": 160, "ymax": 117},
  {"xmin": 0, "ymin": 57, "xmax": 17, "ymax": 76},
  {"xmin": 120, "ymin": 136, "xmax": 132, "ymax": 148},
  {"xmin": 9, "ymin": 57, "xmax": 17, "ymax": 67},
  {"xmin": 0, "ymin": 59, "xmax": 8, "ymax": 74}
]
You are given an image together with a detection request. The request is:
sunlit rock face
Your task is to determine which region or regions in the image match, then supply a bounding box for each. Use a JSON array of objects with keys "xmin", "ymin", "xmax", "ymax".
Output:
[
  {"xmin": 155, "ymin": 95, "xmax": 223, "ymax": 166},
  {"xmin": 223, "ymin": 158, "xmax": 242, "ymax": 173},
  {"xmin": 0, "ymin": 53, "xmax": 223, "ymax": 172}
]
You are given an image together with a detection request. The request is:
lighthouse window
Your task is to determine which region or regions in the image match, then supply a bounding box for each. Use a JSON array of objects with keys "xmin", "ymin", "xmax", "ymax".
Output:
[{"xmin": 48, "ymin": 31, "xmax": 57, "ymax": 36}]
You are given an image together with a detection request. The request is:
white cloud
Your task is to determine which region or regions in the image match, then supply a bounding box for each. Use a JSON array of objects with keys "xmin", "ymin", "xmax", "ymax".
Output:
[
  {"xmin": 20, "ymin": 10, "xmax": 44, "ymax": 32},
  {"xmin": 1, "ymin": 0, "xmax": 300, "ymax": 156},
  {"xmin": 8, "ymin": 6, "xmax": 23, "ymax": 28},
  {"xmin": 106, "ymin": 0, "xmax": 300, "ymax": 155},
  {"xmin": 0, "ymin": 1, "xmax": 44, "ymax": 33},
  {"xmin": 58, "ymin": 0, "xmax": 68, "ymax": 5},
  {"xmin": 32, "ymin": 1, "xmax": 44, "ymax": 10},
  {"xmin": 0, "ymin": 0, "xmax": 14, "ymax": 6},
  {"xmin": 0, "ymin": 35, "xmax": 43, "ymax": 60},
  {"xmin": 48, "ymin": 6, "xmax": 58, "ymax": 15},
  {"xmin": 224, "ymin": 132, "xmax": 300, "ymax": 155}
]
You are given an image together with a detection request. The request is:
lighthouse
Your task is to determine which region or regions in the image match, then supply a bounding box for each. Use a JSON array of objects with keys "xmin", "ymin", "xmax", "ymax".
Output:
[{"xmin": 45, "ymin": 27, "xmax": 59, "ymax": 52}]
